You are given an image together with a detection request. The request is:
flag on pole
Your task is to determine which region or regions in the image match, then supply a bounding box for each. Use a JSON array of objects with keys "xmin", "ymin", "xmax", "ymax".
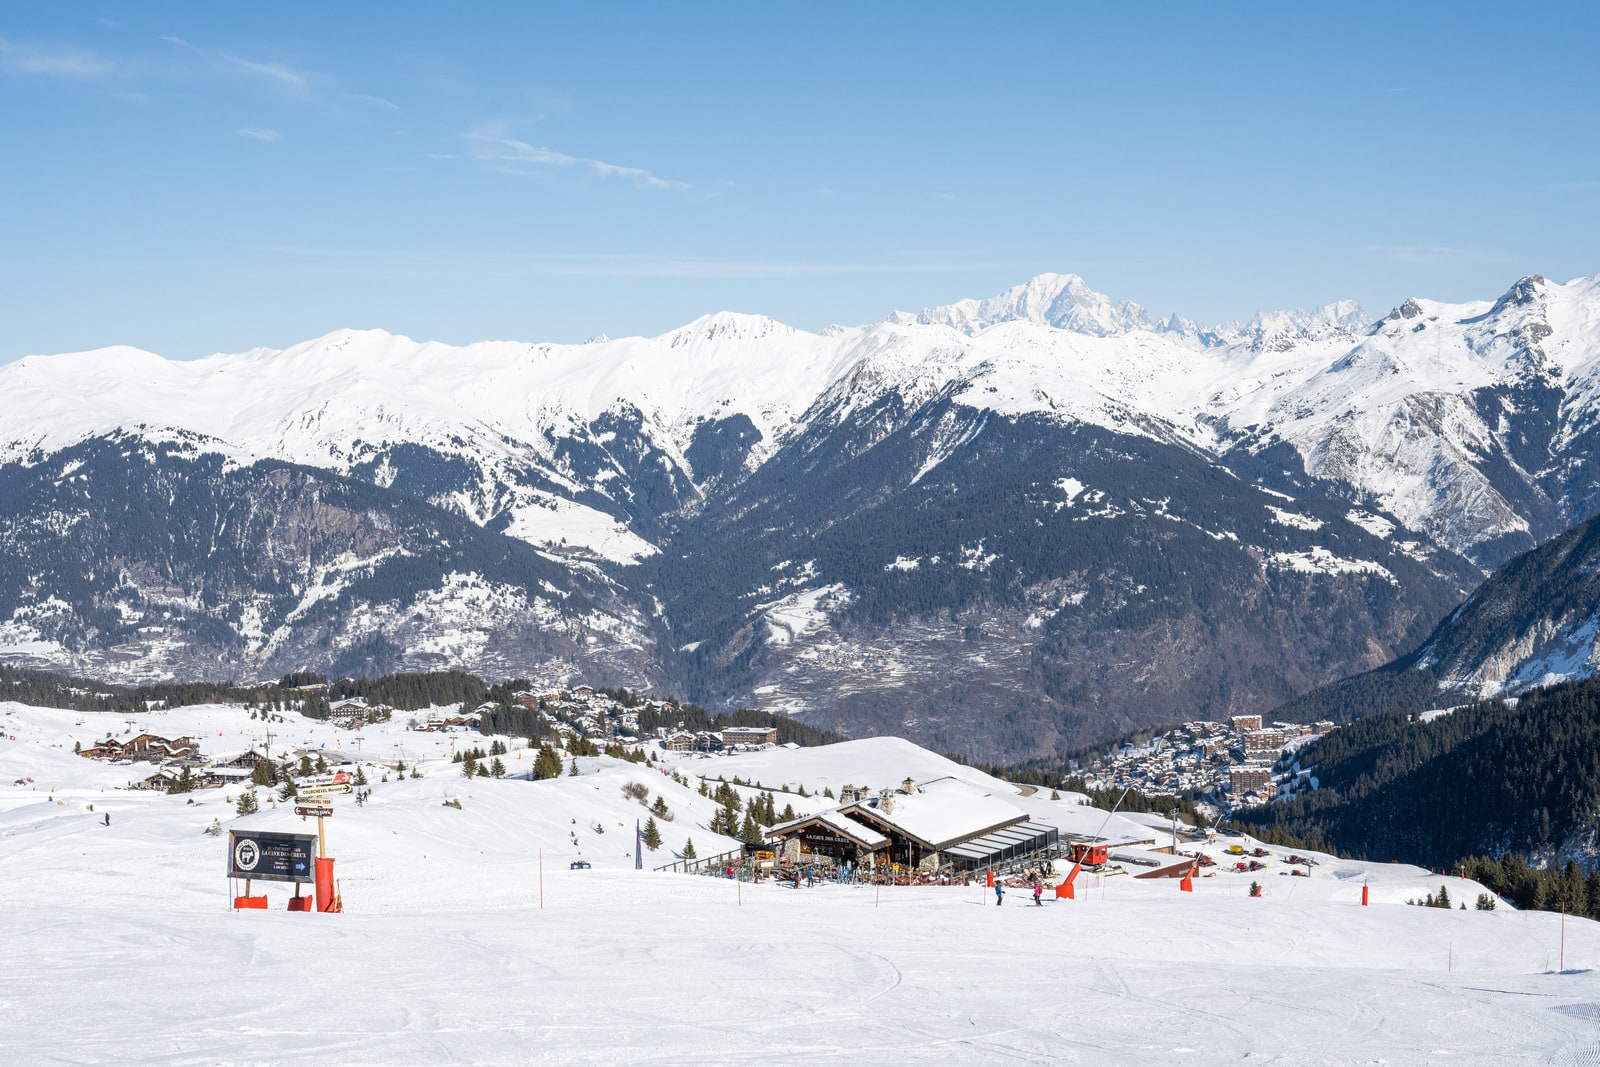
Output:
[{"xmin": 635, "ymin": 818, "xmax": 643, "ymax": 870}]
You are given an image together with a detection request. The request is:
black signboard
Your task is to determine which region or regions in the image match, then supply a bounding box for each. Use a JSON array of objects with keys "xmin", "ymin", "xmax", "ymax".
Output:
[{"xmin": 228, "ymin": 830, "xmax": 317, "ymax": 884}]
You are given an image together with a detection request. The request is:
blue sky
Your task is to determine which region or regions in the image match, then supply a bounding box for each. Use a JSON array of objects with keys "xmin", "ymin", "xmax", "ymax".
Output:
[{"xmin": 3, "ymin": 3, "xmax": 1598, "ymax": 359}]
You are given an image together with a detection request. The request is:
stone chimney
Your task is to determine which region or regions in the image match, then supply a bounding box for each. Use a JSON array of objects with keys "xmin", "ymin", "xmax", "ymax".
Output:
[{"xmin": 901, "ymin": 776, "xmax": 918, "ymax": 795}]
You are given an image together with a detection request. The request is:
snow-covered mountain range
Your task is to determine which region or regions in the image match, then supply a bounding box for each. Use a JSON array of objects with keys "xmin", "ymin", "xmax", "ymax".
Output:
[{"xmin": 4, "ymin": 271, "xmax": 1600, "ymax": 756}]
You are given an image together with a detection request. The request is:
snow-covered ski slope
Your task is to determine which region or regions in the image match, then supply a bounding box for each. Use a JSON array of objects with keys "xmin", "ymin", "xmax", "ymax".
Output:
[{"xmin": 3, "ymin": 700, "xmax": 1599, "ymax": 1064}]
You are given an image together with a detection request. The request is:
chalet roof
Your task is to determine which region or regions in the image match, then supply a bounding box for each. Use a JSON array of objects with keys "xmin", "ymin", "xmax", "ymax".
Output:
[
  {"xmin": 767, "ymin": 809, "xmax": 890, "ymax": 850},
  {"xmin": 839, "ymin": 776, "xmax": 1028, "ymax": 852}
]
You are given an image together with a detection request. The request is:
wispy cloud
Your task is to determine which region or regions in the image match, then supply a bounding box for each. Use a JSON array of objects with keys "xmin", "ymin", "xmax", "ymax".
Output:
[
  {"xmin": 463, "ymin": 128, "xmax": 690, "ymax": 191},
  {"xmin": 342, "ymin": 91, "xmax": 399, "ymax": 111},
  {"xmin": 237, "ymin": 127, "xmax": 281, "ymax": 141},
  {"xmin": 224, "ymin": 54, "xmax": 308, "ymax": 89},
  {"xmin": 587, "ymin": 159, "xmax": 688, "ymax": 191},
  {"xmin": 1366, "ymin": 244, "xmax": 1514, "ymax": 266},
  {"xmin": 0, "ymin": 36, "xmax": 115, "ymax": 78}
]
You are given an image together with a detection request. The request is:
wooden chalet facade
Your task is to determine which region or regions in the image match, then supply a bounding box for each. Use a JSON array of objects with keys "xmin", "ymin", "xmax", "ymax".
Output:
[
  {"xmin": 328, "ymin": 699, "xmax": 393, "ymax": 728},
  {"xmin": 767, "ymin": 776, "xmax": 1060, "ymax": 874},
  {"xmin": 80, "ymin": 734, "xmax": 199, "ymax": 763}
]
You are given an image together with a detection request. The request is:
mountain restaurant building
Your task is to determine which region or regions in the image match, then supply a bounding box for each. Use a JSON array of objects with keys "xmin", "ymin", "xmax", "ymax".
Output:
[{"xmin": 766, "ymin": 776, "xmax": 1058, "ymax": 873}]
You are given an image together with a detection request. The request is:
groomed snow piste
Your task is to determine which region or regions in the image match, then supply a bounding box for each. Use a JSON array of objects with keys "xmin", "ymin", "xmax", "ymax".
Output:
[{"xmin": 3, "ymin": 701, "xmax": 1599, "ymax": 1064}]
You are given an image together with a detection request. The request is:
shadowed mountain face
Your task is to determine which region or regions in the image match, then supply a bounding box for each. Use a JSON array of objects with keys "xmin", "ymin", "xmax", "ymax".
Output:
[
  {"xmin": 0, "ymin": 435, "xmax": 654, "ymax": 688},
  {"xmin": 1271, "ymin": 509, "xmax": 1600, "ymax": 730}
]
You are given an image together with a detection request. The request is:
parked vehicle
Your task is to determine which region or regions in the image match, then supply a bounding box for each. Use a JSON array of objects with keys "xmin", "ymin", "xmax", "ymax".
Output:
[{"xmin": 569, "ymin": 860, "xmax": 591, "ymax": 870}]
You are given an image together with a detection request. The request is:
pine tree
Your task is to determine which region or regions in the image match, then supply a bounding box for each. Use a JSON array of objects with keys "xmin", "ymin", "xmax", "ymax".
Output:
[
  {"xmin": 780, "ymin": 803, "xmax": 796, "ymax": 822},
  {"xmin": 315, "ymin": 753, "xmax": 327, "ymax": 773},
  {"xmin": 682, "ymin": 838, "xmax": 697, "ymax": 860},
  {"xmin": 568, "ymin": 759, "xmax": 579, "ymax": 777},
  {"xmin": 643, "ymin": 816, "xmax": 662, "ymax": 851},
  {"xmin": 652, "ymin": 795, "xmax": 669, "ymax": 819},
  {"xmin": 279, "ymin": 777, "xmax": 297, "ymax": 801},
  {"xmin": 740, "ymin": 810, "xmax": 762, "ymax": 845},
  {"xmin": 532, "ymin": 745, "xmax": 564, "ymax": 780},
  {"xmin": 236, "ymin": 790, "xmax": 258, "ymax": 816},
  {"xmin": 461, "ymin": 757, "xmax": 477, "ymax": 778},
  {"xmin": 353, "ymin": 765, "xmax": 368, "ymax": 786},
  {"xmin": 298, "ymin": 755, "xmax": 314, "ymax": 777},
  {"xmin": 490, "ymin": 757, "xmax": 506, "ymax": 778},
  {"xmin": 251, "ymin": 760, "xmax": 275, "ymax": 786}
]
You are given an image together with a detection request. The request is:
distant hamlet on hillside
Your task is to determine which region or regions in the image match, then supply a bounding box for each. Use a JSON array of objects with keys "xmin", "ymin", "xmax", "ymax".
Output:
[{"xmin": 1074, "ymin": 714, "xmax": 1338, "ymax": 814}]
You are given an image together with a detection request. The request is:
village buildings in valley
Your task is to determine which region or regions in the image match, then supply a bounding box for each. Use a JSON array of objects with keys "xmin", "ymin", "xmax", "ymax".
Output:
[{"xmin": 1074, "ymin": 714, "xmax": 1337, "ymax": 812}]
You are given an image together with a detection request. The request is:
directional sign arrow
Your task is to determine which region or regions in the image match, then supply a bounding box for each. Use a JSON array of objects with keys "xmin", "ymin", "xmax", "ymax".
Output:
[{"xmin": 297, "ymin": 783, "xmax": 353, "ymax": 798}]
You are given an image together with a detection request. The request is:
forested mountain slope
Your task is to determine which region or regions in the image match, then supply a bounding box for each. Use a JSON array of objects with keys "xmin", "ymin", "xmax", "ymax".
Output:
[
  {"xmin": 4, "ymin": 270, "xmax": 1600, "ymax": 757},
  {"xmin": 1244, "ymin": 678, "xmax": 1600, "ymax": 872}
]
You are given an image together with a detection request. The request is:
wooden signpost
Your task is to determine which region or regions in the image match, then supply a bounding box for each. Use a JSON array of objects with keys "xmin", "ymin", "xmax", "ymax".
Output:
[{"xmin": 231, "ymin": 773, "xmax": 350, "ymax": 912}]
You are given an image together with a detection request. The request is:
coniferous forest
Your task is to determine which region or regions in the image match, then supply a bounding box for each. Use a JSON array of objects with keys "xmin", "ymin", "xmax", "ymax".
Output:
[
  {"xmin": 0, "ymin": 664, "xmax": 838, "ymax": 748},
  {"xmin": 1240, "ymin": 678, "xmax": 1600, "ymax": 875}
]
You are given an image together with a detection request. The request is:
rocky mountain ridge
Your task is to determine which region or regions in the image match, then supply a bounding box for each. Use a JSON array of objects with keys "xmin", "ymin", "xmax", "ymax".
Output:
[{"xmin": 3, "ymin": 271, "xmax": 1599, "ymax": 757}]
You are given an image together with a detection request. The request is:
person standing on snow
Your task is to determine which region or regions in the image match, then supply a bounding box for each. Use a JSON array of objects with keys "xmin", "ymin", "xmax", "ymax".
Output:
[
  {"xmin": 995, "ymin": 882, "xmax": 1004, "ymax": 906},
  {"xmin": 1033, "ymin": 880, "xmax": 1042, "ymax": 906}
]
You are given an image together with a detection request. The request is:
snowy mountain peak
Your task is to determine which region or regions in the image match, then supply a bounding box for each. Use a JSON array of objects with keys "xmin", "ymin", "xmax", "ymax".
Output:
[
  {"xmin": 664, "ymin": 311, "xmax": 799, "ymax": 348},
  {"xmin": 1489, "ymin": 274, "xmax": 1550, "ymax": 317},
  {"xmin": 1223, "ymin": 300, "xmax": 1373, "ymax": 352},
  {"xmin": 910, "ymin": 273, "xmax": 1160, "ymax": 337}
]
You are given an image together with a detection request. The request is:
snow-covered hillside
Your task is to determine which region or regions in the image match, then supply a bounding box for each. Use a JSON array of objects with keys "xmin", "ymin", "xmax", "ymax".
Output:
[
  {"xmin": 4, "ymin": 270, "xmax": 1600, "ymax": 753},
  {"xmin": 6, "ymin": 270, "xmax": 1599, "ymax": 565},
  {"xmin": 2, "ymin": 700, "xmax": 1597, "ymax": 1064}
]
